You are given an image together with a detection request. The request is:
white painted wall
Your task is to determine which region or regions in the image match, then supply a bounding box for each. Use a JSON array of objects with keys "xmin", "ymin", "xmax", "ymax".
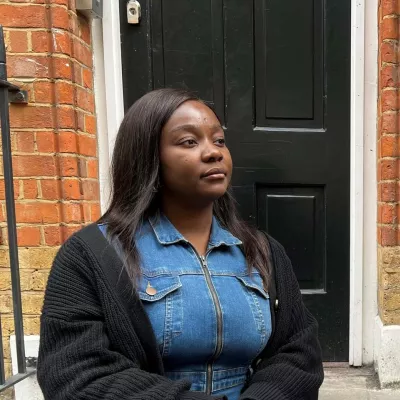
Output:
[
  {"xmin": 363, "ymin": 0, "xmax": 378, "ymax": 365},
  {"xmin": 92, "ymin": 17, "xmax": 111, "ymax": 213}
]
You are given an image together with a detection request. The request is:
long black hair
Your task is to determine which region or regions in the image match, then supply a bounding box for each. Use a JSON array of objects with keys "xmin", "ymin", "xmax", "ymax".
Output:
[{"xmin": 100, "ymin": 88, "xmax": 270, "ymax": 285}]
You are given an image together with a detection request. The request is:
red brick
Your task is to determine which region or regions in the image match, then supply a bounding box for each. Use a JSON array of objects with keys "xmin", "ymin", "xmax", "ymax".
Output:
[
  {"xmin": 379, "ymin": 159, "xmax": 398, "ymax": 180},
  {"xmin": 76, "ymin": 87, "xmax": 94, "ymax": 113},
  {"xmin": 62, "ymin": 179, "xmax": 81, "ymax": 200},
  {"xmin": 82, "ymin": 68, "xmax": 93, "ymax": 89},
  {"xmin": 51, "ymin": 6, "xmax": 69, "ymax": 30},
  {"xmin": 87, "ymin": 159, "xmax": 98, "ymax": 179},
  {"xmin": 36, "ymin": 131, "xmax": 56, "ymax": 153},
  {"xmin": 382, "ymin": 0, "xmax": 398, "ymax": 16},
  {"xmin": 76, "ymin": 110, "xmax": 85, "ymax": 131},
  {"xmin": 72, "ymin": 38, "xmax": 92, "ymax": 67},
  {"xmin": 91, "ymin": 203, "xmax": 101, "ymax": 220},
  {"xmin": 69, "ymin": 11, "xmax": 78, "ymax": 36},
  {"xmin": 0, "ymin": 180, "xmax": 19, "ymax": 200},
  {"xmin": 0, "ymin": 5, "xmax": 48, "ymax": 28},
  {"xmin": 380, "ymin": 135, "xmax": 400, "ymax": 157},
  {"xmin": 61, "ymin": 202, "xmax": 82, "ymax": 223},
  {"xmin": 55, "ymin": 81, "xmax": 74, "ymax": 104},
  {"xmin": 57, "ymin": 106, "xmax": 75, "ymax": 129},
  {"xmin": 13, "ymin": 155, "xmax": 56, "ymax": 177},
  {"xmin": 17, "ymin": 226, "xmax": 41, "ymax": 247},
  {"xmin": 379, "ymin": 203, "xmax": 398, "ymax": 224},
  {"xmin": 15, "ymin": 202, "xmax": 59, "ymax": 223},
  {"xmin": 78, "ymin": 16, "xmax": 91, "ymax": 44},
  {"xmin": 381, "ymin": 41, "xmax": 398, "ymax": 63},
  {"xmin": 52, "ymin": 57, "xmax": 72, "ymax": 80},
  {"xmin": 380, "ymin": 225, "xmax": 398, "ymax": 246},
  {"xmin": 7, "ymin": 55, "xmax": 49, "ymax": 78},
  {"xmin": 52, "ymin": 30, "xmax": 71, "ymax": 56},
  {"xmin": 381, "ymin": 17, "xmax": 399, "ymax": 40},
  {"xmin": 82, "ymin": 202, "xmax": 91, "ymax": 222},
  {"xmin": 14, "ymin": 131, "xmax": 35, "ymax": 153},
  {"xmin": 379, "ymin": 182, "xmax": 398, "ymax": 202},
  {"xmin": 58, "ymin": 131, "xmax": 77, "ymax": 153},
  {"xmin": 43, "ymin": 225, "xmax": 61, "ymax": 246},
  {"xmin": 10, "ymin": 105, "xmax": 53, "ymax": 129},
  {"xmin": 72, "ymin": 61, "xmax": 82, "ymax": 85},
  {"xmin": 33, "ymin": 81, "xmax": 53, "ymax": 103},
  {"xmin": 40, "ymin": 179, "xmax": 59, "ymax": 200},
  {"xmin": 8, "ymin": 30, "xmax": 28, "ymax": 53},
  {"xmin": 381, "ymin": 64, "xmax": 399, "ymax": 88},
  {"xmin": 23, "ymin": 179, "xmax": 38, "ymax": 199},
  {"xmin": 81, "ymin": 180, "xmax": 99, "ymax": 201},
  {"xmin": 60, "ymin": 224, "xmax": 82, "ymax": 240},
  {"xmin": 31, "ymin": 31, "xmax": 50, "ymax": 53},
  {"xmin": 10, "ymin": 0, "xmax": 46, "ymax": 4},
  {"xmin": 381, "ymin": 90, "xmax": 398, "ymax": 112},
  {"xmin": 85, "ymin": 114, "xmax": 96, "ymax": 134},
  {"xmin": 380, "ymin": 113, "xmax": 399, "ymax": 134},
  {"xmin": 59, "ymin": 156, "xmax": 78, "ymax": 176},
  {"xmin": 78, "ymin": 135, "xmax": 96, "ymax": 156}
]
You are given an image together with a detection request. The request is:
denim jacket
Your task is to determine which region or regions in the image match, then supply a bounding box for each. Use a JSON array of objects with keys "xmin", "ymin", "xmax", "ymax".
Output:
[{"xmin": 99, "ymin": 214, "xmax": 271, "ymax": 400}]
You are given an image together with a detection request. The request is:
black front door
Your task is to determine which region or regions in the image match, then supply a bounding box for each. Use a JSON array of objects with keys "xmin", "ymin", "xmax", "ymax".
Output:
[{"xmin": 120, "ymin": 0, "xmax": 350, "ymax": 361}]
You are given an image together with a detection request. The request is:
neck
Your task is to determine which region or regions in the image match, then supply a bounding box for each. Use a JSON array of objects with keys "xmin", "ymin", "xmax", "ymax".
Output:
[{"xmin": 161, "ymin": 194, "xmax": 214, "ymax": 251}]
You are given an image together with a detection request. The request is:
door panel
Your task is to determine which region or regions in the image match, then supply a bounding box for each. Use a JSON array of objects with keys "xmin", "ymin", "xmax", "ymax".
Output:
[
  {"xmin": 254, "ymin": 0, "xmax": 324, "ymax": 127},
  {"xmin": 120, "ymin": 0, "xmax": 350, "ymax": 361}
]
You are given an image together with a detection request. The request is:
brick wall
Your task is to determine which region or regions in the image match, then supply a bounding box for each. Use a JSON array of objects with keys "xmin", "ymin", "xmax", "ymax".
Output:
[
  {"xmin": 378, "ymin": 0, "xmax": 400, "ymax": 325},
  {"xmin": 0, "ymin": 0, "xmax": 99, "ymax": 379}
]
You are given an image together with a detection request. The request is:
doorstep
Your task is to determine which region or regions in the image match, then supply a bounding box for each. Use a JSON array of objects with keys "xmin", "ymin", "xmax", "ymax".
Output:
[{"xmin": 320, "ymin": 366, "xmax": 400, "ymax": 399}]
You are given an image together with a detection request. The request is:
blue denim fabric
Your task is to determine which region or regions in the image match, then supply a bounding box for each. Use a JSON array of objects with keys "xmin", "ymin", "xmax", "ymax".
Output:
[{"xmin": 98, "ymin": 215, "xmax": 271, "ymax": 400}]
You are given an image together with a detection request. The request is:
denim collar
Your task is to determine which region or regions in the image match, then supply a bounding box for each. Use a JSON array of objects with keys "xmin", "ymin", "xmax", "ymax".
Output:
[{"xmin": 149, "ymin": 213, "xmax": 242, "ymax": 247}]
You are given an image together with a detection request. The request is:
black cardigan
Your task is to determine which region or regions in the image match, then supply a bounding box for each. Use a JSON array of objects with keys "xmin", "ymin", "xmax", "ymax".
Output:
[{"xmin": 37, "ymin": 223, "xmax": 323, "ymax": 400}]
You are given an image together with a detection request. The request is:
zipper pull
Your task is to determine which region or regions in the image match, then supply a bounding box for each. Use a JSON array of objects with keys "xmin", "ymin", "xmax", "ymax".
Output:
[{"xmin": 200, "ymin": 255, "xmax": 206, "ymax": 267}]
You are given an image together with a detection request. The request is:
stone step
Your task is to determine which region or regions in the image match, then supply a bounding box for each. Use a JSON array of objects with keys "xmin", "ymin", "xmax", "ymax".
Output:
[{"xmin": 320, "ymin": 367, "xmax": 400, "ymax": 399}]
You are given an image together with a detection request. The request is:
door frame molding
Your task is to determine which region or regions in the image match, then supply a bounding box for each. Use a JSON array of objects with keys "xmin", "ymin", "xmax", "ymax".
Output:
[{"xmin": 96, "ymin": 0, "xmax": 378, "ymax": 365}]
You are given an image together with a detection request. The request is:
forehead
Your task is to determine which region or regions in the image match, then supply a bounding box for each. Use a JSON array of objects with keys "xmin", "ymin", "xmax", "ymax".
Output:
[{"xmin": 165, "ymin": 100, "xmax": 220, "ymax": 128}]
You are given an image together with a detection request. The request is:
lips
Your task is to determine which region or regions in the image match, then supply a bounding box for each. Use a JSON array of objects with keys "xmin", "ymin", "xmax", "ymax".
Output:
[{"xmin": 201, "ymin": 168, "xmax": 227, "ymax": 178}]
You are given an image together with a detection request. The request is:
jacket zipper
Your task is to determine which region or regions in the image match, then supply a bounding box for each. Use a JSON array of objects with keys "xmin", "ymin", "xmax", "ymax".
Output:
[
  {"xmin": 188, "ymin": 244, "xmax": 223, "ymax": 395},
  {"xmin": 200, "ymin": 254, "xmax": 223, "ymax": 395}
]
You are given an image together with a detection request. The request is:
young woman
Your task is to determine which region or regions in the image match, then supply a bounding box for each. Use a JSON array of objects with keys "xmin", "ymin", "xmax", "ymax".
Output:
[{"xmin": 37, "ymin": 89, "xmax": 323, "ymax": 400}]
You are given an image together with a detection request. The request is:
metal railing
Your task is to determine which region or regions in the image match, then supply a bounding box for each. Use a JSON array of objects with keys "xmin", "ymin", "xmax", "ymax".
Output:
[{"xmin": 0, "ymin": 24, "xmax": 34, "ymax": 392}]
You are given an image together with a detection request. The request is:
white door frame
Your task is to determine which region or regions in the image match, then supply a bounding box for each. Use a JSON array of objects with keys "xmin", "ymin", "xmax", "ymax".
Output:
[{"xmin": 95, "ymin": 0, "xmax": 378, "ymax": 365}]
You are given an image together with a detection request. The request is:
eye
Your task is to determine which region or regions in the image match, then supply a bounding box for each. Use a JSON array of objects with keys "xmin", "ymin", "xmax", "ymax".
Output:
[
  {"xmin": 180, "ymin": 139, "xmax": 197, "ymax": 147},
  {"xmin": 215, "ymin": 138, "xmax": 226, "ymax": 146}
]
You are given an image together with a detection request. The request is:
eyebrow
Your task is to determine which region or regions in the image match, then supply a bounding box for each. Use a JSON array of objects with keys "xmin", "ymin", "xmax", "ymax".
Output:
[{"xmin": 167, "ymin": 123, "xmax": 223, "ymax": 135}]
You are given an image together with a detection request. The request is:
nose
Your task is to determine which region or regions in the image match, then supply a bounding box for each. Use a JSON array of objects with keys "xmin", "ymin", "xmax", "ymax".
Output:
[{"xmin": 201, "ymin": 141, "xmax": 223, "ymax": 163}]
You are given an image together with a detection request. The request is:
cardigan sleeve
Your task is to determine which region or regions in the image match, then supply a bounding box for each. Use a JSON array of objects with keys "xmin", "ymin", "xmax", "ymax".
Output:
[
  {"xmin": 37, "ymin": 237, "xmax": 226, "ymax": 400},
  {"xmin": 239, "ymin": 239, "xmax": 324, "ymax": 400}
]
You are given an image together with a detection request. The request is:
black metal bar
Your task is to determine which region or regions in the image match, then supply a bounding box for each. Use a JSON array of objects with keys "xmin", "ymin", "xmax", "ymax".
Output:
[
  {"xmin": 0, "ymin": 369, "xmax": 36, "ymax": 392},
  {"xmin": 0, "ymin": 314, "xmax": 5, "ymax": 385},
  {"xmin": 0, "ymin": 25, "xmax": 26, "ymax": 375}
]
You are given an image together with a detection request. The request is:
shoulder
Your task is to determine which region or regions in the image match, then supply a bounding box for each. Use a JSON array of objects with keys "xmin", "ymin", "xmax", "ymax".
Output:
[{"xmin": 49, "ymin": 223, "xmax": 111, "ymax": 280}]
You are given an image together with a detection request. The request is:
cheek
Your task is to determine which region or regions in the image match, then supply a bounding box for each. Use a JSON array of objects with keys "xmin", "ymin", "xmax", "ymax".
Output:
[{"xmin": 225, "ymin": 151, "xmax": 233, "ymax": 174}]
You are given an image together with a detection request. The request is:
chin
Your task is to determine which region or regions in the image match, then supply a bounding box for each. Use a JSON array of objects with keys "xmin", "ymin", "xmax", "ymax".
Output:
[{"xmin": 201, "ymin": 188, "xmax": 228, "ymax": 202}]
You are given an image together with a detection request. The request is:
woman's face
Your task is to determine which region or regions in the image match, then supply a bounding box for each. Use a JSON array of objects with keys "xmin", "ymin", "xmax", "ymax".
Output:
[{"xmin": 160, "ymin": 100, "xmax": 232, "ymax": 205}]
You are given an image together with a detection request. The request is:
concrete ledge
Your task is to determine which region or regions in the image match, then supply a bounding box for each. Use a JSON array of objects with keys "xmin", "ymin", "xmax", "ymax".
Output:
[
  {"xmin": 374, "ymin": 316, "xmax": 400, "ymax": 388},
  {"xmin": 320, "ymin": 367, "xmax": 400, "ymax": 399},
  {"xmin": 10, "ymin": 335, "xmax": 42, "ymax": 400}
]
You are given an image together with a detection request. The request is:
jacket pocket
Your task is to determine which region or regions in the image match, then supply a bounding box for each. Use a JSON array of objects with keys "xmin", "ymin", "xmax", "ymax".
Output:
[
  {"xmin": 236, "ymin": 273, "xmax": 271, "ymax": 354},
  {"xmin": 138, "ymin": 275, "xmax": 183, "ymax": 357}
]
